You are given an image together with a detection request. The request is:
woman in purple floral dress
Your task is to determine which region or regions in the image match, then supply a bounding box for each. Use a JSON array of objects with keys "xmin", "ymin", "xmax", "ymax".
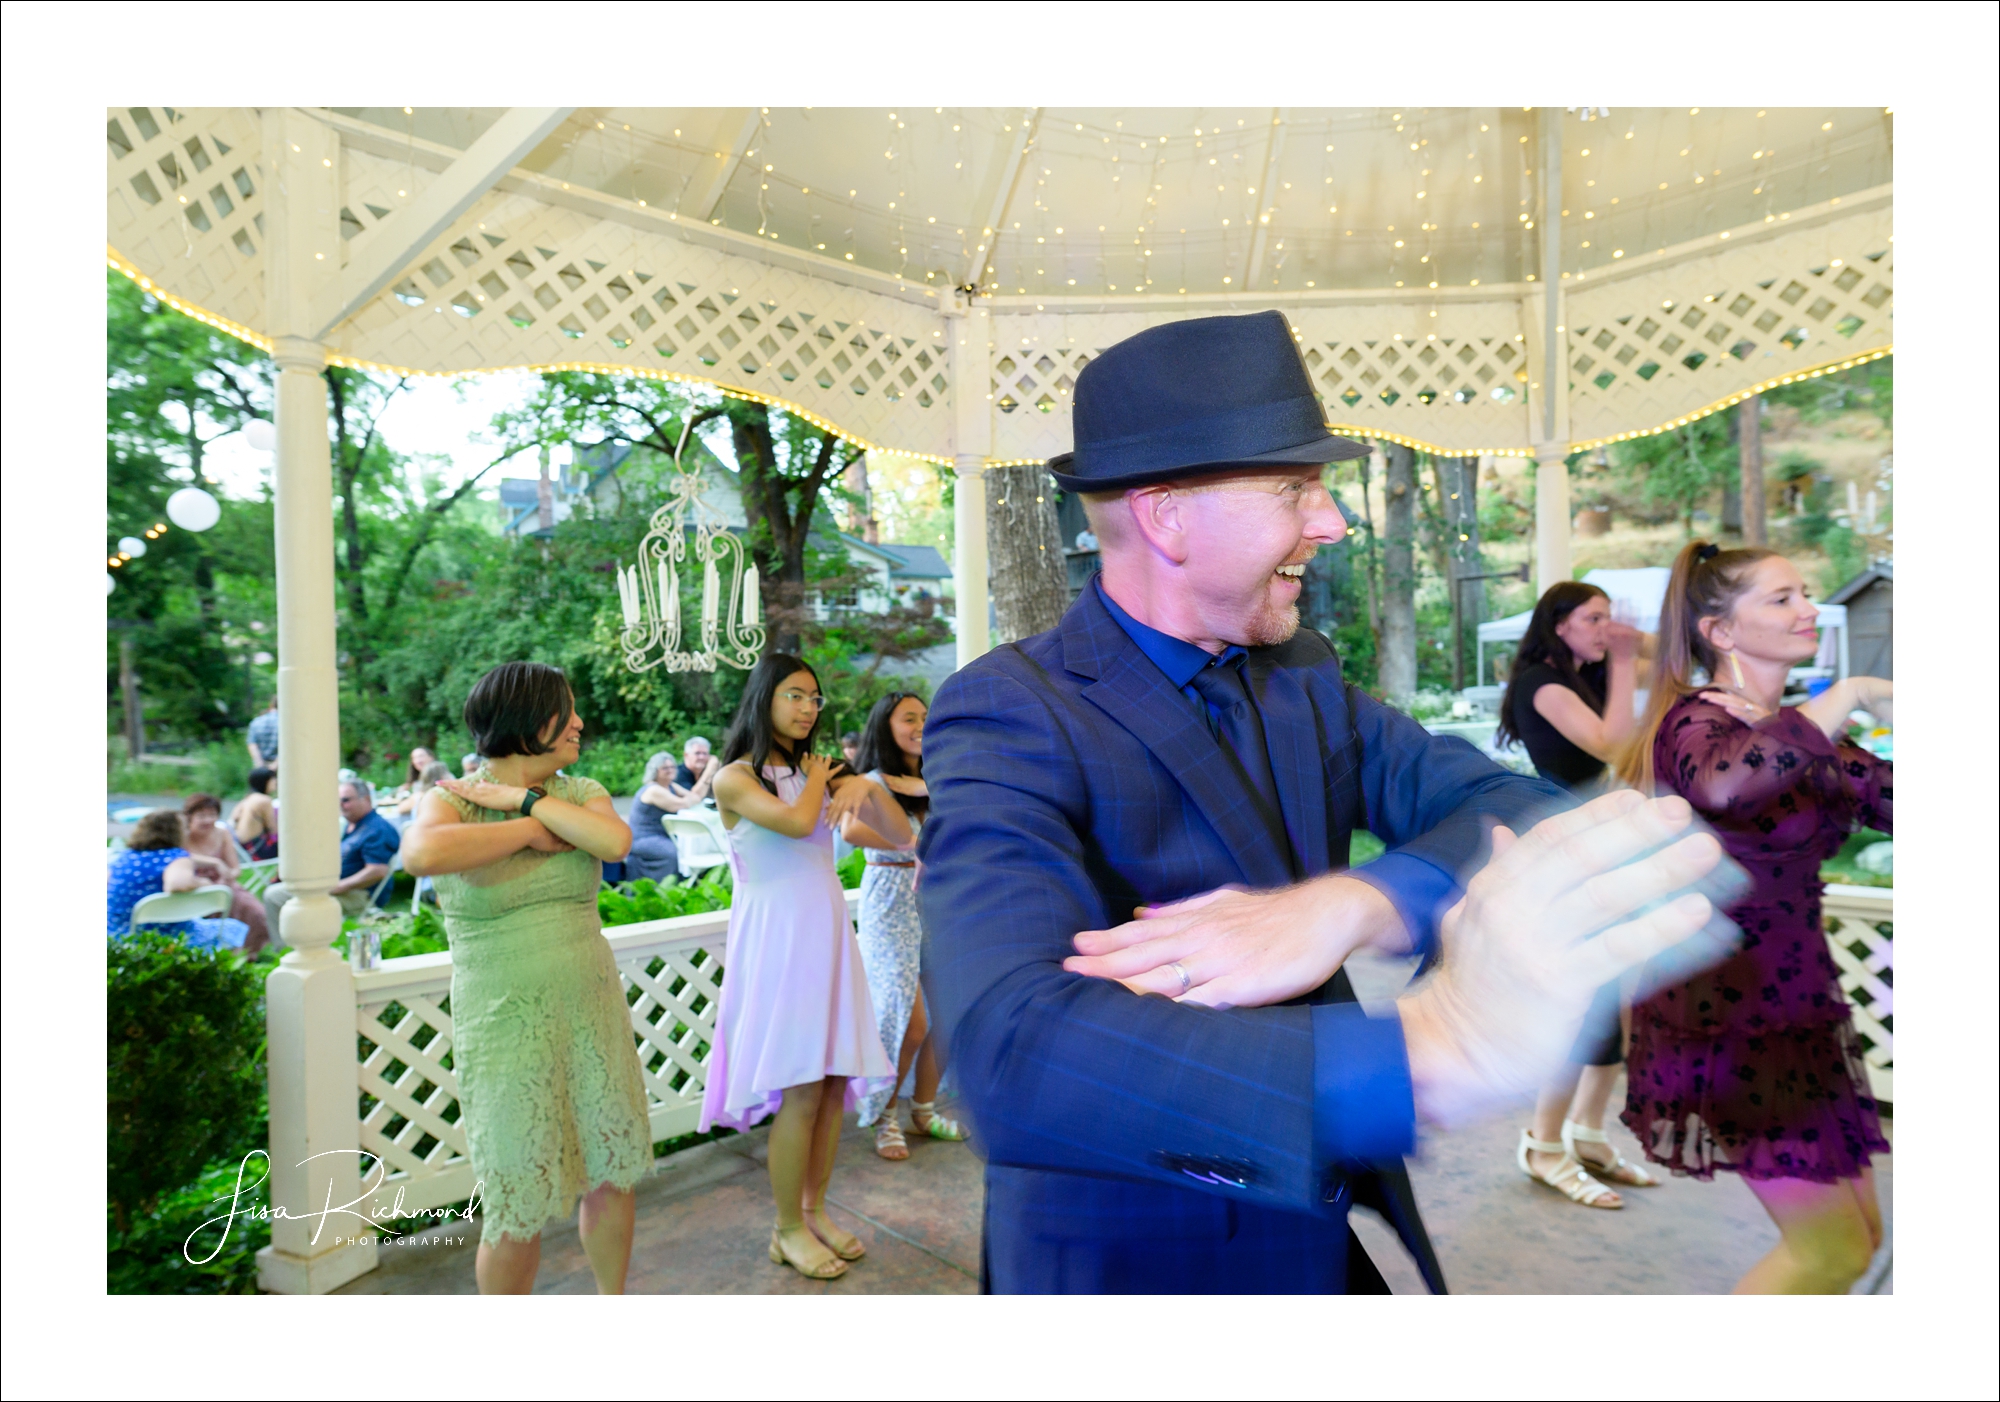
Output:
[{"xmin": 1617, "ymin": 540, "xmax": 1892, "ymax": 1293}]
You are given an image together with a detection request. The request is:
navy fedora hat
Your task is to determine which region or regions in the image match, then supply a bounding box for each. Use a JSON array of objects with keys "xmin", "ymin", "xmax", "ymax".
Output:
[{"xmin": 1047, "ymin": 310, "xmax": 1368, "ymax": 493}]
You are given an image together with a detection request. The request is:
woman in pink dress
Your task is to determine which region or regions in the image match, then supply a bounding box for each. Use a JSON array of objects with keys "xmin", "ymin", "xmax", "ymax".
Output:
[
  {"xmin": 1617, "ymin": 541, "xmax": 1892, "ymax": 1293},
  {"xmin": 700, "ymin": 653, "xmax": 911, "ymax": 1280}
]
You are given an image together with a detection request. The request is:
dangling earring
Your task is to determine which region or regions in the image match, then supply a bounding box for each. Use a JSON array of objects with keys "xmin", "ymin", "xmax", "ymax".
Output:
[{"xmin": 1728, "ymin": 650, "xmax": 1747, "ymax": 689}]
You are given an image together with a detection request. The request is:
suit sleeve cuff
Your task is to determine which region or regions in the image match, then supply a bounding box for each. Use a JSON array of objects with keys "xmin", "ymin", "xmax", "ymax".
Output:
[
  {"xmin": 1348, "ymin": 850, "xmax": 1460, "ymax": 961},
  {"xmin": 1311, "ymin": 1002, "xmax": 1416, "ymax": 1165}
]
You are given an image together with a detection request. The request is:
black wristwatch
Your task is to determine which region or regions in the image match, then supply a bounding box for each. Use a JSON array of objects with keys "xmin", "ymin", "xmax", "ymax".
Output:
[{"xmin": 519, "ymin": 788, "xmax": 542, "ymax": 818}]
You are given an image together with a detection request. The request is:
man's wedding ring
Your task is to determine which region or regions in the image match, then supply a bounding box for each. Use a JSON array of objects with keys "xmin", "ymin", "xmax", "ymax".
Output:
[{"xmin": 1168, "ymin": 961, "xmax": 1192, "ymax": 995}]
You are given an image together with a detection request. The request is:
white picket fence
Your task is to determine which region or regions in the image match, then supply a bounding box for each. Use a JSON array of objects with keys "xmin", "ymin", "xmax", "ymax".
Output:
[
  {"xmin": 347, "ymin": 891, "xmax": 859, "ymax": 1223},
  {"xmin": 1821, "ymin": 883, "xmax": 1894, "ymax": 1104}
]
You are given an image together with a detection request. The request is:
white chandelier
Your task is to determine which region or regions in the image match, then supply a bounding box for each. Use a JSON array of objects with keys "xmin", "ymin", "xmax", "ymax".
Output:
[{"xmin": 614, "ymin": 422, "xmax": 764, "ymax": 673}]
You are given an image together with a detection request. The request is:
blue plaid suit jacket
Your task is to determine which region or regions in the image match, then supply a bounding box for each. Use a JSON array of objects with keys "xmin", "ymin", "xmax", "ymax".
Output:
[{"xmin": 918, "ymin": 582, "xmax": 1564, "ymax": 1293}]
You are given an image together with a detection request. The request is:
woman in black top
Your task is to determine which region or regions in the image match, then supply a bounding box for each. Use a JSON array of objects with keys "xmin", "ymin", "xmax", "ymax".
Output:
[{"xmin": 1496, "ymin": 581, "xmax": 1662, "ymax": 1208}]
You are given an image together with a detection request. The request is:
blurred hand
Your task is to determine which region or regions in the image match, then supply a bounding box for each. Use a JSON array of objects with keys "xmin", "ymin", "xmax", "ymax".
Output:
[
  {"xmin": 1396, "ymin": 790, "xmax": 1732, "ymax": 1128},
  {"xmin": 438, "ymin": 776, "xmax": 530, "ymax": 813},
  {"xmin": 824, "ymin": 774, "xmax": 875, "ymax": 828},
  {"xmin": 188, "ymin": 854, "xmax": 229, "ymax": 880},
  {"xmin": 1606, "ymin": 620, "xmax": 1642, "ymax": 663},
  {"xmin": 521, "ymin": 819, "xmax": 574, "ymax": 854},
  {"xmin": 1064, "ymin": 875, "xmax": 1405, "ymax": 1008},
  {"xmin": 797, "ymin": 752, "xmax": 834, "ymax": 786}
]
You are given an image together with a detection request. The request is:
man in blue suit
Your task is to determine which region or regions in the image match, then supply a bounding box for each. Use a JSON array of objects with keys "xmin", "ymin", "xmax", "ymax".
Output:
[{"xmin": 918, "ymin": 311, "xmax": 1728, "ymax": 1293}]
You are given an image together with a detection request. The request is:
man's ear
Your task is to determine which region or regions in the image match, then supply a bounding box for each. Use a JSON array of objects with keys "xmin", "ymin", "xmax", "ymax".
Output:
[{"xmin": 1125, "ymin": 485, "xmax": 1191, "ymax": 565}]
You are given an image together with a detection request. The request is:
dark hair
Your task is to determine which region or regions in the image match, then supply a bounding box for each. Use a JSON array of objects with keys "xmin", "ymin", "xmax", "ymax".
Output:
[
  {"xmin": 840, "ymin": 731, "xmax": 861, "ymax": 747},
  {"xmin": 246, "ymin": 767, "xmax": 276, "ymax": 796},
  {"xmin": 181, "ymin": 792, "xmax": 223, "ymax": 818},
  {"xmin": 1495, "ymin": 581, "xmax": 1610, "ymax": 748},
  {"xmin": 463, "ymin": 662, "xmax": 574, "ymax": 759},
  {"xmin": 128, "ymin": 809, "xmax": 186, "ymax": 852},
  {"xmin": 854, "ymin": 691, "xmax": 928, "ymax": 822},
  {"xmin": 722, "ymin": 653, "xmax": 827, "ymax": 796},
  {"xmin": 1618, "ymin": 539, "xmax": 1779, "ymax": 792}
]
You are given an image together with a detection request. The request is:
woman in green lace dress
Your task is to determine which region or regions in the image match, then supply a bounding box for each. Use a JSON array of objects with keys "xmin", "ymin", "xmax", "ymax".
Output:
[{"xmin": 402, "ymin": 662, "xmax": 650, "ymax": 1294}]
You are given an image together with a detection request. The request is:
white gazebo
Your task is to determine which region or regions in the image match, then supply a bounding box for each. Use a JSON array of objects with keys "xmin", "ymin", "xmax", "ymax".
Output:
[{"xmin": 105, "ymin": 105, "xmax": 1893, "ymax": 1291}]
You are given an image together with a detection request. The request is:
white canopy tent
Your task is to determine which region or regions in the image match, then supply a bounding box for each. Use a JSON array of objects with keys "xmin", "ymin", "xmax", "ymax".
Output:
[{"xmin": 105, "ymin": 104, "xmax": 1891, "ymax": 1291}]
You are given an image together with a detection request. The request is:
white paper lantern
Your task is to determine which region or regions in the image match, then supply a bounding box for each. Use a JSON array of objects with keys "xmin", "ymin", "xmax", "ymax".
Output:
[
  {"xmin": 166, "ymin": 486, "xmax": 221, "ymax": 532},
  {"xmin": 119, "ymin": 535, "xmax": 147, "ymax": 558},
  {"xmin": 244, "ymin": 419, "xmax": 278, "ymax": 453}
]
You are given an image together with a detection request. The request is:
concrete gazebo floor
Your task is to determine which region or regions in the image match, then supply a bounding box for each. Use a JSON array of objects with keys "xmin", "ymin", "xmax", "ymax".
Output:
[{"xmin": 338, "ymin": 953, "xmax": 1891, "ymax": 1295}]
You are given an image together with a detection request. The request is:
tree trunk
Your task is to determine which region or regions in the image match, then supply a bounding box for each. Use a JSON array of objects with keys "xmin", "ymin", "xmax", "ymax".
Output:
[
  {"xmin": 119, "ymin": 635, "xmax": 145, "ymax": 761},
  {"xmin": 984, "ymin": 463, "xmax": 1069, "ymax": 645},
  {"xmin": 1356, "ymin": 453, "xmax": 1383, "ymax": 643},
  {"xmin": 1443, "ymin": 456, "xmax": 1482, "ymax": 689},
  {"xmin": 1738, "ymin": 394, "xmax": 1766, "ymax": 545},
  {"xmin": 1720, "ymin": 408, "xmax": 1743, "ymax": 534},
  {"xmin": 1380, "ymin": 444, "xmax": 1418, "ymax": 705}
]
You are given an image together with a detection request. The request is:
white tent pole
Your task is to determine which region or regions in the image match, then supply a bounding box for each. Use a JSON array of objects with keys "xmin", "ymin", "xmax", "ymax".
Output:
[
  {"xmin": 255, "ymin": 108, "xmax": 376, "ymax": 1295},
  {"xmin": 949, "ymin": 297, "xmax": 991, "ymax": 667},
  {"xmin": 964, "ymin": 109, "xmax": 1040, "ymax": 291},
  {"xmin": 1532, "ymin": 108, "xmax": 1572, "ymax": 593}
]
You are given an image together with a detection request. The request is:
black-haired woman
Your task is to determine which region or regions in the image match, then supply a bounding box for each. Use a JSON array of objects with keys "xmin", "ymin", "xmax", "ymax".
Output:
[
  {"xmin": 402, "ymin": 662, "xmax": 650, "ymax": 1295},
  {"xmin": 842, "ymin": 691, "xmax": 967, "ymax": 1160},
  {"xmin": 1497, "ymin": 580, "xmax": 1664, "ymax": 1209},
  {"xmin": 699, "ymin": 654, "xmax": 911, "ymax": 1280}
]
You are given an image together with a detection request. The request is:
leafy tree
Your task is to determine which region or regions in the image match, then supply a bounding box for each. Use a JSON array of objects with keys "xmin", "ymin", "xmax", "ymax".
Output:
[{"xmin": 1609, "ymin": 414, "xmax": 1739, "ymax": 534}]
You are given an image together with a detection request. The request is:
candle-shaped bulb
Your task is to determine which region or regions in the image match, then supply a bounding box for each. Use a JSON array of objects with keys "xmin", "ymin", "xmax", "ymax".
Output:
[
  {"xmin": 657, "ymin": 560, "xmax": 672, "ymax": 633},
  {"xmin": 701, "ymin": 554, "xmax": 719, "ymax": 632},
  {"xmin": 619, "ymin": 565, "xmax": 639, "ymax": 628},
  {"xmin": 742, "ymin": 564, "xmax": 761, "ymax": 628}
]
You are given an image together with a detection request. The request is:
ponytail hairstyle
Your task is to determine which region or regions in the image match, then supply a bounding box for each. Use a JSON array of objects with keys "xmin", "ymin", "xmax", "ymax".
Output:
[
  {"xmin": 721, "ymin": 653, "xmax": 828, "ymax": 797},
  {"xmin": 1616, "ymin": 539, "xmax": 1780, "ymax": 792},
  {"xmin": 1495, "ymin": 581, "xmax": 1610, "ymax": 748}
]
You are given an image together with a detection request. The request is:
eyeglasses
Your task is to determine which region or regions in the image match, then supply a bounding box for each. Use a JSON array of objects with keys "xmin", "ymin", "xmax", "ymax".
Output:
[{"xmin": 778, "ymin": 689, "xmax": 827, "ymax": 709}]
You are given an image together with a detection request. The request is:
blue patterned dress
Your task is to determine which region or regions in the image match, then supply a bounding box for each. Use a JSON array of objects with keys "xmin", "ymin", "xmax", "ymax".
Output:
[
  {"xmin": 853, "ymin": 774, "xmax": 924, "ymax": 1126},
  {"xmin": 107, "ymin": 847, "xmax": 248, "ymax": 950}
]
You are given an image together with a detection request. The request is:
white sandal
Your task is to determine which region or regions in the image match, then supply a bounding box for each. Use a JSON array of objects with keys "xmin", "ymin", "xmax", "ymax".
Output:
[
  {"xmin": 1517, "ymin": 1129, "xmax": 1621, "ymax": 1209},
  {"xmin": 1563, "ymin": 1120, "xmax": 1661, "ymax": 1188}
]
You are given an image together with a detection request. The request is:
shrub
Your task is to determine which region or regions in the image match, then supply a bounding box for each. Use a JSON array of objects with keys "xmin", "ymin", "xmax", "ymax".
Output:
[
  {"xmin": 598, "ymin": 870, "xmax": 734, "ymax": 928},
  {"xmin": 109, "ymin": 1149, "xmax": 270, "ymax": 1294},
  {"xmin": 836, "ymin": 847, "xmax": 866, "ymax": 889},
  {"xmin": 107, "ymin": 933, "xmax": 266, "ymax": 1233}
]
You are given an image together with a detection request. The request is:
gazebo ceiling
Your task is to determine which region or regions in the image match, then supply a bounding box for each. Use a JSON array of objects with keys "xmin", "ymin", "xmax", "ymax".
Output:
[
  {"xmin": 330, "ymin": 105, "xmax": 1891, "ymax": 301},
  {"xmin": 108, "ymin": 105, "xmax": 1892, "ymax": 462}
]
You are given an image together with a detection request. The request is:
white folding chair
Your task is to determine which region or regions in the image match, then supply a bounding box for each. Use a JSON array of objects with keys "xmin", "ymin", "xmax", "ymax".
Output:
[
  {"xmin": 665, "ymin": 815, "xmax": 729, "ymax": 877},
  {"xmin": 228, "ymin": 828, "xmax": 280, "ymax": 899},
  {"xmin": 129, "ymin": 885, "xmax": 232, "ymax": 932}
]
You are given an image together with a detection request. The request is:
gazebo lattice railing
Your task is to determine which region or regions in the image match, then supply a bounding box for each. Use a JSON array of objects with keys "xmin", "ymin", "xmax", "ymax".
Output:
[{"xmin": 105, "ymin": 104, "xmax": 1892, "ymax": 1292}]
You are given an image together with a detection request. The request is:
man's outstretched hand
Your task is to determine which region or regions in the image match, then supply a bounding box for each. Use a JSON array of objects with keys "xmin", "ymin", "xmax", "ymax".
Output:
[
  {"xmin": 1064, "ymin": 875, "xmax": 1406, "ymax": 1009},
  {"xmin": 1397, "ymin": 790, "xmax": 1732, "ymax": 1127},
  {"xmin": 1064, "ymin": 789, "xmax": 1738, "ymax": 1128}
]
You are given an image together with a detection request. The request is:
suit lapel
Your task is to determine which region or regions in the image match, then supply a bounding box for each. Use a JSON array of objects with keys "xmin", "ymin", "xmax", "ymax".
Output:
[{"xmin": 1064, "ymin": 591, "xmax": 1296, "ymax": 890}]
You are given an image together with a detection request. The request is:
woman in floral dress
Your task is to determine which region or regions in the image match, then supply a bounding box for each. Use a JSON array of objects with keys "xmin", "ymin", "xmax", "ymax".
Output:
[{"xmin": 1618, "ymin": 541, "xmax": 1892, "ymax": 1293}]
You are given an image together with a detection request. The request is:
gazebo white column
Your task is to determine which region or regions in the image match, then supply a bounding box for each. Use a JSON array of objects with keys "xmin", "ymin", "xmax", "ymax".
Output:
[
  {"xmin": 255, "ymin": 109, "xmax": 376, "ymax": 1294},
  {"xmin": 1530, "ymin": 107, "xmax": 1573, "ymax": 593},
  {"xmin": 949, "ymin": 299, "xmax": 992, "ymax": 667}
]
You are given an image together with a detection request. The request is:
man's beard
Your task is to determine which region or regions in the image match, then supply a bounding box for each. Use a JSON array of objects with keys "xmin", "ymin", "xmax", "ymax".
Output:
[{"xmin": 1244, "ymin": 599, "xmax": 1301, "ymax": 647}]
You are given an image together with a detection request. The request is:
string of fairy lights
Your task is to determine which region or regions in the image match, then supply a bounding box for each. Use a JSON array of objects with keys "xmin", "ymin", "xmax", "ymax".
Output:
[{"xmin": 109, "ymin": 106, "xmax": 1894, "ymax": 471}]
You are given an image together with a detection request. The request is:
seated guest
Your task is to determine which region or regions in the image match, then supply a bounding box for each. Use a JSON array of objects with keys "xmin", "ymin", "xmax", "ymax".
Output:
[
  {"xmin": 461, "ymin": 752, "xmax": 482, "ymax": 777},
  {"xmin": 625, "ymin": 751, "xmax": 683, "ymax": 883},
  {"xmin": 180, "ymin": 793, "xmax": 273, "ymax": 954},
  {"xmin": 231, "ymin": 767, "xmax": 279, "ymax": 859},
  {"xmin": 108, "ymin": 810, "xmax": 249, "ymax": 951},
  {"xmin": 261, "ymin": 780, "xmax": 400, "ymax": 946},
  {"xmin": 393, "ymin": 747, "xmax": 440, "ymax": 814},
  {"xmin": 671, "ymin": 735, "xmax": 718, "ymax": 800}
]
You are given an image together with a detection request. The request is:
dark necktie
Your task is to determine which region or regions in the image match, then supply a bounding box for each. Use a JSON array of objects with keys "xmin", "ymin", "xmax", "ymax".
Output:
[{"xmin": 1186, "ymin": 656, "xmax": 1296, "ymax": 874}]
